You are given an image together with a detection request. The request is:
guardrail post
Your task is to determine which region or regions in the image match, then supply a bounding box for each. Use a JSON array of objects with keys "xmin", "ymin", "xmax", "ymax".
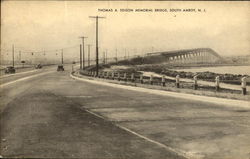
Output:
[
  {"xmin": 117, "ymin": 72, "xmax": 120, "ymax": 81},
  {"xmin": 112, "ymin": 72, "xmax": 115, "ymax": 80},
  {"xmin": 215, "ymin": 76, "xmax": 220, "ymax": 91},
  {"xmin": 140, "ymin": 74, "xmax": 143, "ymax": 84},
  {"xmin": 150, "ymin": 75, "xmax": 153, "ymax": 85},
  {"xmin": 162, "ymin": 75, "xmax": 166, "ymax": 86},
  {"xmin": 176, "ymin": 75, "xmax": 180, "ymax": 88},
  {"xmin": 106, "ymin": 72, "xmax": 109, "ymax": 79},
  {"xmin": 241, "ymin": 76, "xmax": 247, "ymax": 95},
  {"xmin": 94, "ymin": 71, "xmax": 96, "ymax": 77},
  {"xmin": 104, "ymin": 72, "xmax": 107, "ymax": 78},
  {"xmin": 193, "ymin": 75, "xmax": 198, "ymax": 90},
  {"xmin": 131, "ymin": 73, "xmax": 135, "ymax": 82},
  {"xmin": 124, "ymin": 73, "xmax": 127, "ymax": 81}
]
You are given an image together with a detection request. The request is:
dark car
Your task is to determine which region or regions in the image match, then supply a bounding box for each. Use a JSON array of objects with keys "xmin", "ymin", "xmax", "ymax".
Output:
[
  {"xmin": 57, "ymin": 65, "xmax": 64, "ymax": 71},
  {"xmin": 35, "ymin": 64, "xmax": 42, "ymax": 69},
  {"xmin": 5, "ymin": 66, "xmax": 16, "ymax": 74}
]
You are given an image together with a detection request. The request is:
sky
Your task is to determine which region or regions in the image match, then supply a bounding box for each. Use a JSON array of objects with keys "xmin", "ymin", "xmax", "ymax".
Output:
[{"xmin": 1, "ymin": 1, "xmax": 250, "ymax": 62}]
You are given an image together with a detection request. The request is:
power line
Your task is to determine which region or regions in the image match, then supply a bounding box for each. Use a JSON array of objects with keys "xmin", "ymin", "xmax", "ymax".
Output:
[{"xmin": 2, "ymin": 45, "xmax": 79, "ymax": 54}]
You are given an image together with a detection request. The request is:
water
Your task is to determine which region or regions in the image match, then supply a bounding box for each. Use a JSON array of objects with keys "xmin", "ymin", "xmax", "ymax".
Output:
[{"xmin": 176, "ymin": 65, "xmax": 250, "ymax": 76}]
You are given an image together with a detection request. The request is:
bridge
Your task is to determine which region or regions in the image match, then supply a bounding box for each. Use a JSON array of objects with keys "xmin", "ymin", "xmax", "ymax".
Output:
[{"xmin": 145, "ymin": 48, "xmax": 223, "ymax": 64}]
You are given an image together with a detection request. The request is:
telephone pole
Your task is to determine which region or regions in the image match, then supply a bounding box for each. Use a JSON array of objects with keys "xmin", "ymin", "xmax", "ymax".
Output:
[
  {"xmin": 19, "ymin": 51, "xmax": 21, "ymax": 61},
  {"xmin": 80, "ymin": 44, "xmax": 82, "ymax": 69},
  {"xmin": 61, "ymin": 49, "xmax": 64, "ymax": 64},
  {"xmin": 103, "ymin": 51, "xmax": 105, "ymax": 64},
  {"xmin": 79, "ymin": 36, "xmax": 87, "ymax": 69},
  {"xmin": 105, "ymin": 49, "xmax": 108, "ymax": 64},
  {"xmin": 43, "ymin": 50, "xmax": 46, "ymax": 64},
  {"xmin": 124, "ymin": 48, "xmax": 127, "ymax": 60},
  {"xmin": 87, "ymin": 44, "xmax": 91, "ymax": 67},
  {"xmin": 12, "ymin": 44, "xmax": 15, "ymax": 67},
  {"xmin": 115, "ymin": 48, "xmax": 118, "ymax": 63},
  {"xmin": 89, "ymin": 16, "xmax": 105, "ymax": 76}
]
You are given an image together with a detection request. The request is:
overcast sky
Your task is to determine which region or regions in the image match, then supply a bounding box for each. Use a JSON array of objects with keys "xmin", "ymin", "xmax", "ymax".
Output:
[{"xmin": 1, "ymin": 1, "xmax": 249, "ymax": 61}]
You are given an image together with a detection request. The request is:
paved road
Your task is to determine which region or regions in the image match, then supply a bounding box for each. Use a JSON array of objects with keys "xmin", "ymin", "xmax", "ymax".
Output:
[{"xmin": 1, "ymin": 66, "xmax": 250, "ymax": 159}]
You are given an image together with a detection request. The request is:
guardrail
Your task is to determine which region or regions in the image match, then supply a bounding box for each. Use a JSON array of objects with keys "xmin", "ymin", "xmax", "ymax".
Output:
[{"xmin": 79, "ymin": 70, "xmax": 248, "ymax": 95}]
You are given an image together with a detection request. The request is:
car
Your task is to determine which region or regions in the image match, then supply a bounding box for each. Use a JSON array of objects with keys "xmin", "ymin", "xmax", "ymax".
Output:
[
  {"xmin": 35, "ymin": 64, "xmax": 42, "ymax": 69},
  {"xmin": 57, "ymin": 65, "xmax": 64, "ymax": 71},
  {"xmin": 5, "ymin": 66, "xmax": 16, "ymax": 74}
]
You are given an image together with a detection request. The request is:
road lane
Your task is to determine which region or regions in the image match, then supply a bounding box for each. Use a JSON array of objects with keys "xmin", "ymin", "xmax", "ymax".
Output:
[
  {"xmin": 1, "ymin": 68, "xmax": 250, "ymax": 158},
  {"xmin": 0, "ymin": 69, "xmax": 185, "ymax": 159},
  {"xmin": 0, "ymin": 65, "xmax": 57, "ymax": 86},
  {"xmin": 67, "ymin": 74, "xmax": 250, "ymax": 159}
]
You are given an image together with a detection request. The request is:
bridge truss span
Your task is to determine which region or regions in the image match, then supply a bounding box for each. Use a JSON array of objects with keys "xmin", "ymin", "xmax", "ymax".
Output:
[{"xmin": 147, "ymin": 48, "xmax": 223, "ymax": 64}]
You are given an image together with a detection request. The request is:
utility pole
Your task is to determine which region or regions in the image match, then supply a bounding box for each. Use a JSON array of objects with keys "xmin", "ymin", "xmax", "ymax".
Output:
[
  {"xmin": 124, "ymin": 48, "xmax": 126, "ymax": 60},
  {"xmin": 115, "ymin": 48, "xmax": 118, "ymax": 63},
  {"xmin": 19, "ymin": 51, "xmax": 21, "ymax": 61},
  {"xmin": 80, "ymin": 44, "xmax": 82, "ymax": 69},
  {"xmin": 106, "ymin": 49, "xmax": 108, "ymax": 64},
  {"xmin": 61, "ymin": 49, "xmax": 64, "ymax": 64},
  {"xmin": 89, "ymin": 16, "xmax": 105, "ymax": 76},
  {"xmin": 103, "ymin": 51, "xmax": 105, "ymax": 64},
  {"xmin": 79, "ymin": 36, "xmax": 87, "ymax": 69},
  {"xmin": 12, "ymin": 44, "xmax": 15, "ymax": 67},
  {"xmin": 87, "ymin": 44, "xmax": 91, "ymax": 67},
  {"xmin": 43, "ymin": 50, "xmax": 46, "ymax": 65}
]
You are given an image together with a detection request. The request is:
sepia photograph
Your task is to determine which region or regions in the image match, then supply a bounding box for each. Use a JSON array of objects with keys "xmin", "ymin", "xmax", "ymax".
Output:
[{"xmin": 0, "ymin": 1, "xmax": 250, "ymax": 159}]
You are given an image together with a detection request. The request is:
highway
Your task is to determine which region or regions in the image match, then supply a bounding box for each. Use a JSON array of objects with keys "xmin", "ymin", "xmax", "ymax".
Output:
[{"xmin": 0, "ymin": 65, "xmax": 250, "ymax": 159}]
